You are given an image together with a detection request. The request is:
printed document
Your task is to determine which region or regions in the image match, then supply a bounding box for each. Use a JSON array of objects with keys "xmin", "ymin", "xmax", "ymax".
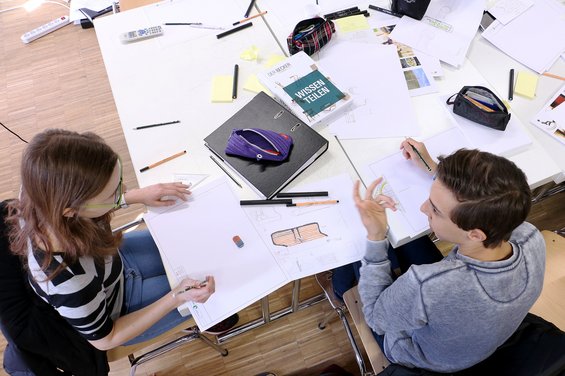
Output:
[{"xmin": 389, "ymin": 0, "xmax": 484, "ymax": 67}]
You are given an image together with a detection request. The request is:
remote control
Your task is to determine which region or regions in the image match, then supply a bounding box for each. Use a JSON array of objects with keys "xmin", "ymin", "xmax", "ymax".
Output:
[
  {"xmin": 21, "ymin": 15, "xmax": 71, "ymax": 44},
  {"xmin": 120, "ymin": 26, "xmax": 164, "ymax": 43}
]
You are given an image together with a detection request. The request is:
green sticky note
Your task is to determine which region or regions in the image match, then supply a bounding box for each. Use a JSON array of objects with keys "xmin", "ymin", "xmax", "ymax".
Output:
[
  {"xmin": 211, "ymin": 75, "xmax": 233, "ymax": 103},
  {"xmin": 282, "ymin": 70, "xmax": 345, "ymax": 117},
  {"xmin": 514, "ymin": 71, "xmax": 538, "ymax": 99}
]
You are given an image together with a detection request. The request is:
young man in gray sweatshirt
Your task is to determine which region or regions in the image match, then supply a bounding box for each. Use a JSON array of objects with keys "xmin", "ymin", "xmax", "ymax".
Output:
[{"xmin": 335, "ymin": 141, "xmax": 545, "ymax": 373}]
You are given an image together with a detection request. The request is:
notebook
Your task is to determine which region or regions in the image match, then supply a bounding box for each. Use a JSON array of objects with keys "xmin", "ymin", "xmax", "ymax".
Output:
[
  {"xmin": 204, "ymin": 91, "xmax": 329, "ymax": 199},
  {"xmin": 257, "ymin": 51, "xmax": 353, "ymax": 127}
]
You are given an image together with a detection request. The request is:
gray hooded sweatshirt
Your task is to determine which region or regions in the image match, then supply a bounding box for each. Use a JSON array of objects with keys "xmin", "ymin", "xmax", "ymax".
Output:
[{"xmin": 358, "ymin": 222, "xmax": 545, "ymax": 372}]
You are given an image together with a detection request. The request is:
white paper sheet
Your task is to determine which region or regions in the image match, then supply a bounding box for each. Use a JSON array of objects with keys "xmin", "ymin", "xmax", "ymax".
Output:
[
  {"xmin": 482, "ymin": 0, "xmax": 565, "ymax": 74},
  {"xmin": 530, "ymin": 82, "xmax": 565, "ymax": 146},
  {"xmin": 440, "ymin": 95, "xmax": 533, "ymax": 156},
  {"xmin": 363, "ymin": 128, "xmax": 471, "ymax": 242},
  {"xmin": 145, "ymin": 178, "xmax": 288, "ymax": 330},
  {"xmin": 244, "ymin": 174, "xmax": 365, "ymax": 280},
  {"xmin": 319, "ymin": 42, "xmax": 420, "ymax": 139},
  {"xmin": 145, "ymin": 174, "xmax": 366, "ymax": 330},
  {"xmin": 371, "ymin": 24, "xmax": 440, "ymax": 95},
  {"xmin": 389, "ymin": 0, "xmax": 484, "ymax": 67},
  {"xmin": 487, "ymin": 0, "xmax": 534, "ymax": 25}
]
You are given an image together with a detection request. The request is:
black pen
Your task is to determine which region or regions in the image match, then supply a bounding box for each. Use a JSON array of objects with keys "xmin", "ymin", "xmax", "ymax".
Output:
[
  {"xmin": 232, "ymin": 64, "xmax": 239, "ymax": 99},
  {"xmin": 324, "ymin": 7, "xmax": 359, "ymax": 19},
  {"xmin": 369, "ymin": 5, "xmax": 403, "ymax": 18},
  {"xmin": 243, "ymin": 0, "xmax": 256, "ymax": 18},
  {"xmin": 508, "ymin": 69, "xmax": 515, "ymax": 101},
  {"xmin": 240, "ymin": 199, "xmax": 292, "ymax": 205},
  {"xmin": 209, "ymin": 155, "xmax": 243, "ymax": 188},
  {"xmin": 216, "ymin": 22, "xmax": 253, "ymax": 39},
  {"xmin": 276, "ymin": 191, "xmax": 329, "ymax": 198},
  {"xmin": 133, "ymin": 120, "xmax": 180, "ymax": 130},
  {"xmin": 330, "ymin": 10, "xmax": 369, "ymax": 20},
  {"xmin": 405, "ymin": 139, "xmax": 432, "ymax": 172}
]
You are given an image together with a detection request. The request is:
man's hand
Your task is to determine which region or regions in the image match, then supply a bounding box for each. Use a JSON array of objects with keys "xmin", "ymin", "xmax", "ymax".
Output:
[
  {"xmin": 400, "ymin": 138, "xmax": 437, "ymax": 175},
  {"xmin": 353, "ymin": 179, "xmax": 396, "ymax": 241}
]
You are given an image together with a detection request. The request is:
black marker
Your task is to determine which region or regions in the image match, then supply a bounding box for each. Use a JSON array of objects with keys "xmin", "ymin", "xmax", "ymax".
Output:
[
  {"xmin": 216, "ymin": 22, "xmax": 253, "ymax": 39},
  {"xmin": 369, "ymin": 5, "xmax": 403, "ymax": 18},
  {"xmin": 232, "ymin": 64, "xmax": 239, "ymax": 99}
]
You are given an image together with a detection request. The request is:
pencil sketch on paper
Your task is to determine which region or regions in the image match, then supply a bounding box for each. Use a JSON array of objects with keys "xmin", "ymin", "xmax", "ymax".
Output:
[
  {"xmin": 375, "ymin": 178, "xmax": 405, "ymax": 214},
  {"xmin": 271, "ymin": 222, "xmax": 328, "ymax": 247}
]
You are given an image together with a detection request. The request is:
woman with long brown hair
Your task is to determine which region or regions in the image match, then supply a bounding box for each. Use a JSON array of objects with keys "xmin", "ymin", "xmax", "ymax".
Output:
[{"xmin": 7, "ymin": 129, "xmax": 215, "ymax": 351}]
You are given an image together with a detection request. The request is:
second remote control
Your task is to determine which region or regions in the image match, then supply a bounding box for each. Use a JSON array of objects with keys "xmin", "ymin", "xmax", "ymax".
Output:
[{"xmin": 120, "ymin": 26, "xmax": 163, "ymax": 43}]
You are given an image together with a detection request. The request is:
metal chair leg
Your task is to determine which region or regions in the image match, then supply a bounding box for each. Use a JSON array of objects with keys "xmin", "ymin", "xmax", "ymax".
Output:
[{"xmin": 127, "ymin": 326, "xmax": 227, "ymax": 375}]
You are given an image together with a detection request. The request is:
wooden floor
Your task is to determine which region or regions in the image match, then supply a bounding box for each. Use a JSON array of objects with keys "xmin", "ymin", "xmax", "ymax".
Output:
[{"xmin": 1, "ymin": 6, "xmax": 564, "ymax": 376}]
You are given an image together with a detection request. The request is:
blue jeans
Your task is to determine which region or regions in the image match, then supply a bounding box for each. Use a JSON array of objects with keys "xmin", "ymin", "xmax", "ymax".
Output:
[
  {"xmin": 332, "ymin": 236, "xmax": 443, "ymax": 352},
  {"xmin": 119, "ymin": 230, "xmax": 191, "ymax": 345}
]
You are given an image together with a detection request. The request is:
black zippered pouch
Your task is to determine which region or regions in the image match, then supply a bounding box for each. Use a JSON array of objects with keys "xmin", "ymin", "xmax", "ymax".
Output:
[{"xmin": 447, "ymin": 86, "xmax": 511, "ymax": 131}]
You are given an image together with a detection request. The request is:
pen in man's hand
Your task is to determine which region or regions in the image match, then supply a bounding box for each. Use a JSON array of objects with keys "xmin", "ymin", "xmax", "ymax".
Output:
[
  {"xmin": 172, "ymin": 281, "xmax": 208, "ymax": 298},
  {"xmin": 406, "ymin": 139, "xmax": 432, "ymax": 172}
]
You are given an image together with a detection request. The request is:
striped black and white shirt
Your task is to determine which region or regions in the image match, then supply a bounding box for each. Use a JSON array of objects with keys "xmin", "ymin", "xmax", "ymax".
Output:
[{"xmin": 27, "ymin": 247, "xmax": 124, "ymax": 341}]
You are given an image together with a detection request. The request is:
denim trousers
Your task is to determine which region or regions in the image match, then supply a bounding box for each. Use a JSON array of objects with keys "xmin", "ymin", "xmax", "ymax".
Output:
[
  {"xmin": 119, "ymin": 230, "xmax": 191, "ymax": 345},
  {"xmin": 332, "ymin": 235, "xmax": 444, "ymax": 351}
]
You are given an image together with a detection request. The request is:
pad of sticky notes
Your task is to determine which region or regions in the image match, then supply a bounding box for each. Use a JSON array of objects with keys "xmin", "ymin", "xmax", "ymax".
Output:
[
  {"xmin": 211, "ymin": 75, "xmax": 233, "ymax": 103},
  {"xmin": 514, "ymin": 71, "xmax": 538, "ymax": 99}
]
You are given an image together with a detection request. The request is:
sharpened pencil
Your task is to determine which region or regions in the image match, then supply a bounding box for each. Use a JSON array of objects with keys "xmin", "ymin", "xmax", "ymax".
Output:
[
  {"xmin": 286, "ymin": 200, "xmax": 339, "ymax": 207},
  {"xmin": 140, "ymin": 150, "xmax": 186, "ymax": 172}
]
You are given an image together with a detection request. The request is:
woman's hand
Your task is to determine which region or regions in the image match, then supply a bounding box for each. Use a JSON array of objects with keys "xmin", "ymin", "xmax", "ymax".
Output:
[
  {"xmin": 353, "ymin": 179, "xmax": 396, "ymax": 241},
  {"xmin": 125, "ymin": 182, "xmax": 191, "ymax": 207},
  {"xmin": 400, "ymin": 138, "xmax": 437, "ymax": 175},
  {"xmin": 172, "ymin": 276, "xmax": 215, "ymax": 304}
]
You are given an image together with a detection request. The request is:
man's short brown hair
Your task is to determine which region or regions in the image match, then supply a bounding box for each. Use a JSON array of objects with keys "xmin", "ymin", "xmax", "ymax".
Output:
[{"xmin": 435, "ymin": 149, "xmax": 531, "ymax": 248}]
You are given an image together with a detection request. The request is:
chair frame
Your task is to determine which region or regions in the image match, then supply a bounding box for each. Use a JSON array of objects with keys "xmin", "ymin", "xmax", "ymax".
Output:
[{"xmin": 107, "ymin": 323, "xmax": 228, "ymax": 376}]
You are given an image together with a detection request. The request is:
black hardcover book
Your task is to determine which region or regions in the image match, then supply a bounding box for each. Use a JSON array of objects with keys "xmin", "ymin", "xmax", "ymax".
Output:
[{"xmin": 204, "ymin": 92, "xmax": 329, "ymax": 199}]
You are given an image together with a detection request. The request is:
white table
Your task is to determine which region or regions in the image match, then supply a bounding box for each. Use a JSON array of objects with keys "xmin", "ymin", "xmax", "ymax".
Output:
[{"xmin": 93, "ymin": 0, "xmax": 362, "ymax": 338}]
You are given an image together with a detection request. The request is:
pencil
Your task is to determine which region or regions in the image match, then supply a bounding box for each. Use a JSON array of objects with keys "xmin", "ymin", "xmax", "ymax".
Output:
[
  {"xmin": 232, "ymin": 64, "xmax": 239, "ymax": 99},
  {"xmin": 233, "ymin": 10, "xmax": 267, "ymax": 26},
  {"xmin": 209, "ymin": 155, "xmax": 243, "ymax": 188},
  {"xmin": 216, "ymin": 22, "xmax": 253, "ymax": 39},
  {"xmin": 463, "ymin": 95, "xmax": 495, "ymax": 112},
  {"xmin": 286, "ymin": 200, "xmax": 339, "ymax": 207},
  {"xmin": 139, "ymin": 150, "xmax": 186, "ymax": 172},
  {"xmin": 134, "ymin": 120, "xmax": 180, "ymax": 130},
  {"xmin": 542, "ymin": 72, "xmax": 565, "ymax": 81},
  {"xmin": 172, "ymin": 281, "xmax": 208, "ymax": 298},
  {"xmin": 405, "ymin": 139, "xmax": 432, "ymax": 172},
  {"xmin": 276, "ymin": 191, "xmax": 329, "ymax": 198},
  {"xmin": 243, "ymin": 0, "xmax": 256, "ymax": 18}
]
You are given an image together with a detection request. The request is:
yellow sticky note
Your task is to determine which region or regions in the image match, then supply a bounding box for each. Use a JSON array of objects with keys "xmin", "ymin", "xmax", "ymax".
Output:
[
  {"xmin": 514, "ymin": 71, "xmax": 538, "ymax": 99},
  {"xmin": 211, "ymin": 75, "xmax": 233, "ymax": 103},
  {"xmin": 264, "ymin": 54, "xmax": 287, "ymax": 68},
  {"xmin": 241, "ymin": 45, "xmax": 259, "ymax": 61},
  {"xmin": 335, "ymin": 14, "xmax": 370, "ymax": 33},
  {"xmin": 243, "ymin": 74, "xmax": 271, "ymax": 95}
]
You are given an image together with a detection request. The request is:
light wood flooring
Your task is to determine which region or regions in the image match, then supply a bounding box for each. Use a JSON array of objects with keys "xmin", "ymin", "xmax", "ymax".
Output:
[{"xmin": 1, "ymin": 6, "xmax": 564, "ymax": 376}]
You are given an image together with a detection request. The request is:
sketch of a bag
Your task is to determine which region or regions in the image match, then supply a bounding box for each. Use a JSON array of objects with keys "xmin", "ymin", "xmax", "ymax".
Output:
[{"xmin": 271, "ymin": 222, "xmax": 327, "ymax": 247}]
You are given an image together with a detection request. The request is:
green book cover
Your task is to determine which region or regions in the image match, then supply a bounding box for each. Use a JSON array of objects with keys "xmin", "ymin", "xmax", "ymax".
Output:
[{"xmin": 282, "ymin": 70, "xmax": 345, "ymax": 117}]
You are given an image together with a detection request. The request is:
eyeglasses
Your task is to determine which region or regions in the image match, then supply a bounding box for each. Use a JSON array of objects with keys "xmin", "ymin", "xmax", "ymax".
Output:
[{"xmin": 83, "ymin": 159, "xmax": 123, "ymax": 210}]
